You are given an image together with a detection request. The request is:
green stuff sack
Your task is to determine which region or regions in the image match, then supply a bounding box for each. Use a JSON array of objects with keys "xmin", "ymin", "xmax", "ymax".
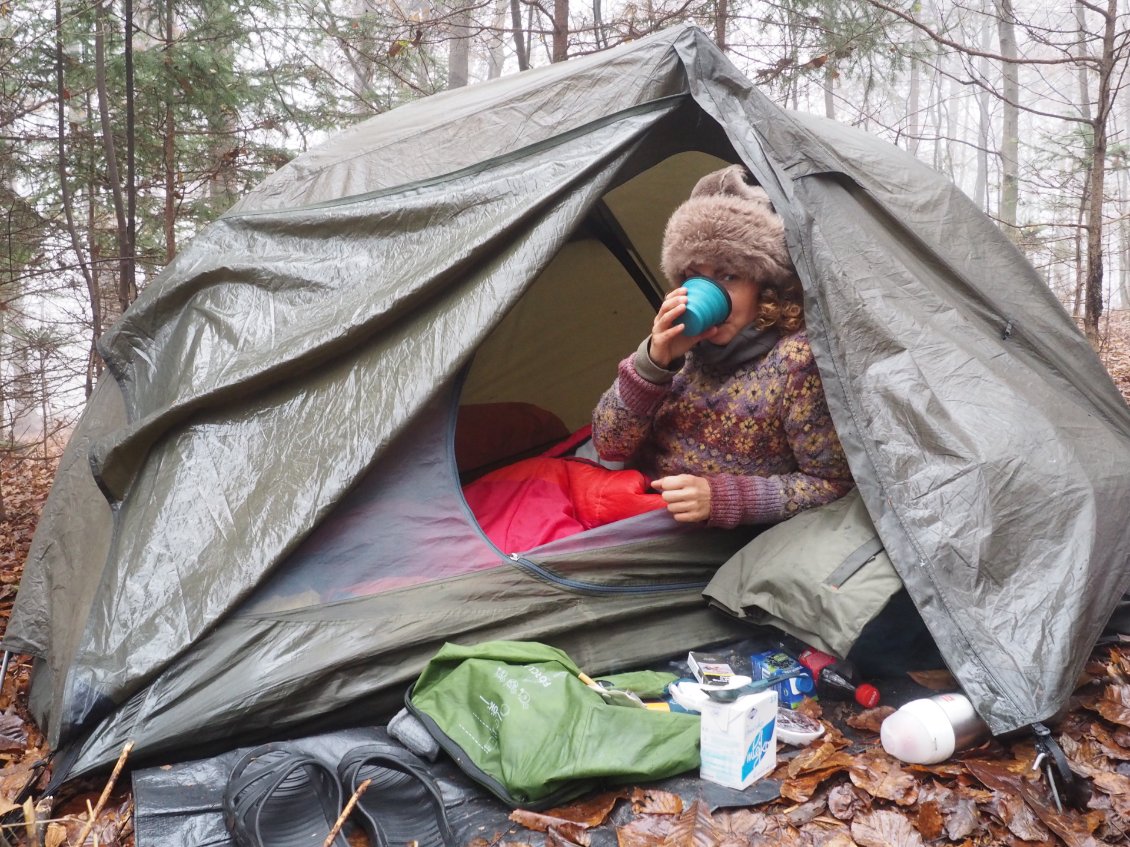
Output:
[{"xmin": 405, "ymin": 640, "xmax": 700, "ymax": 809}]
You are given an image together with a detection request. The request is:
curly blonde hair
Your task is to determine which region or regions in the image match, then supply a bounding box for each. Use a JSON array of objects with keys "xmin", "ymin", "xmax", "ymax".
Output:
[{"xmin": 753, "ymin": 275, "xmax": 806, "ymax": 332}]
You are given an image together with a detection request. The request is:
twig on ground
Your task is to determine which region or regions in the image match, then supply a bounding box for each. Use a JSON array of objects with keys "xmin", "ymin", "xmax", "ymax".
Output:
[
  {"xmin": 23, "ymin": 796, "xmax": 38, "ymax": 847},
  {"xmin": 323, "ymin": 777, "xmax": 371, "ymax": 847},
  {"xmin": 73, "ymin": 740, "xmax": 133, "ymax": 847}
]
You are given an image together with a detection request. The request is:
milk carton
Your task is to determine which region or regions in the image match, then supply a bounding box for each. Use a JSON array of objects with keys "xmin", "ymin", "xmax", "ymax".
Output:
[{"xmin": 698, "ymin": 689, "xmax": 777, "ymax": 789}]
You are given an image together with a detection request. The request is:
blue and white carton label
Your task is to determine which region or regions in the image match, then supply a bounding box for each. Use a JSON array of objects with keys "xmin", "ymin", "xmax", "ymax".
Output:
[{"xmin": 699, "ymin": 689, "xmax": 777, "ymax": 789}]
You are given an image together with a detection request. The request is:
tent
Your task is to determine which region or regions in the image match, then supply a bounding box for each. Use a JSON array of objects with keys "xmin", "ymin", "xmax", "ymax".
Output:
[{"xmin": 7, "ymin": 25, "xmax": 1130, "ymax": 781}]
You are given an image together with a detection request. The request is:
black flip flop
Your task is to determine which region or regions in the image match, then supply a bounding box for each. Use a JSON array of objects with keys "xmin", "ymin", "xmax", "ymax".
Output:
[
  {"xmin": 338, "ymin": 745, "xmax": 456, "ymax": 847},
  {"xmin": 223, "ymin": 742, "xmax": 349, "ymax": 847}
]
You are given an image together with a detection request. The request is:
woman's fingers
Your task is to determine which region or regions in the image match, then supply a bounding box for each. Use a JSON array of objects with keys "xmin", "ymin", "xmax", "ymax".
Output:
[
  {"xmin": 651, "ymin": 475, "xmax": 711, "ymax": 522},
  {"xmin": 654, "ymin": 293, "xmax": 687, "ymax": 329}
]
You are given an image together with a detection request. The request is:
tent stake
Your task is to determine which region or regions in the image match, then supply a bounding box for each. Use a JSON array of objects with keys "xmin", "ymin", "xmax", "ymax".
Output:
[{"xmin": 0, "ymin": 652, "xmax": 10, "ymax": 689}]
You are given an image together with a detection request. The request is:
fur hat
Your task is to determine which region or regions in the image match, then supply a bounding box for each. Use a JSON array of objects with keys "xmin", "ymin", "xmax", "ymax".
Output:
[{"xmin": 660, "ymin": 165, "xmax": 795, "ymax": 287}]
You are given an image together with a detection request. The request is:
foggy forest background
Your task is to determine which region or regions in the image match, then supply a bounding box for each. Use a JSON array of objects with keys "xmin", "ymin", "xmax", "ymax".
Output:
[{"xmin": 1, "ymin": 0, "xmax": 1128, "ymax": 458}]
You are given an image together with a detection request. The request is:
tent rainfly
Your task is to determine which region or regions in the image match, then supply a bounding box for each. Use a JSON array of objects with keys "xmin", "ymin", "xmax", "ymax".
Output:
[{"xmin": 7, "ymin": 25, "xmax": 1130, "ymax": 782}]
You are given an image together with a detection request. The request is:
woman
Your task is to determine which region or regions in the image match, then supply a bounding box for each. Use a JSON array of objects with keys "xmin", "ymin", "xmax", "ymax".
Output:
[{"xmin": 593, "ymin": 165, "xmax": 854, "ymax": 527}]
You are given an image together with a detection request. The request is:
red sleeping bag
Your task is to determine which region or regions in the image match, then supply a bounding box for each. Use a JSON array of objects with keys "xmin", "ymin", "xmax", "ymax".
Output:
[{"xmin": 463, "ymin": 454, "xmax": 666, "ymax": 553}]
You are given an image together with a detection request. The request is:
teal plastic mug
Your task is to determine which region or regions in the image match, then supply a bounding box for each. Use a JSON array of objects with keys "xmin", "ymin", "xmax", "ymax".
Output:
[{"xmin": 676, "ymin": 276, "xmax": 732, "ymax": 336}]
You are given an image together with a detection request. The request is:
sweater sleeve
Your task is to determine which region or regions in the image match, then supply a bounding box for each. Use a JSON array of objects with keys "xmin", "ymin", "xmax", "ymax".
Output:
[
  {"xmin": 591, "ymin": 341, "xmax": 677, "ymax": 463},
  {"xmin": 706, "ymin": 342, "xmax": 854, "ymax": 528}
]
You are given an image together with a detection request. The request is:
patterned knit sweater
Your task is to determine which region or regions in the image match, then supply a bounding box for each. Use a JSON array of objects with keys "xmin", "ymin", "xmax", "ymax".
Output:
[{"xmin": 592, "ymin": 330, "xmax": 854, "ymax": 528}]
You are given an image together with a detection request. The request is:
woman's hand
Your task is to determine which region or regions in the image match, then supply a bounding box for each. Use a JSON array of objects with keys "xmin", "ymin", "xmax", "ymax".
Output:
[
  {"xmin": 649, "ymin": 288, "xmax": 720, "ymax": 368},
  {"xmin": 651, "ymin": 474, "xmax": 712, "ymax": 523}
]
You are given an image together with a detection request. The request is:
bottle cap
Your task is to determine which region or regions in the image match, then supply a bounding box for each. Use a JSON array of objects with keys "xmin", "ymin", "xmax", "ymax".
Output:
[
  {"xmin": 854, "ymin": 683, "xmax": 880, "ymax": 708},
  {"xmin": 880, "ymin": 698, "xmax": 957, "ymax": 764}
]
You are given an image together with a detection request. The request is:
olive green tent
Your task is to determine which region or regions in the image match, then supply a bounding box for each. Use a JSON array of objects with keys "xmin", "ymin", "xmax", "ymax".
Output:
[{"xmin": 7, "ymin": 25, "xmax": 1130, "ymax": 781}]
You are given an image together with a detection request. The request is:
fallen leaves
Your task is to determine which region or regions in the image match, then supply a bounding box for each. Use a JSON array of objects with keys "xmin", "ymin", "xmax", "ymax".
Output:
[
  {"xmin": 509, "ymin": 791, "xmax": 747, "ymax": 847},
  {"xmin": 907, "ymin": 669, "xmax": 958, "ymax": 691},
  {"xmin": 847, "ymin": 750, "xmax": 919, "ymax": 806},
  {"xmin": 850, "ymin": 808, "xmax": 925, "ymax": 847},
  {"xmin": 845, "ymin": 706, "xmax": 894, "ymax": 734},
  {"xmin": 0, "ymin": 710, "xmax": 27, "ymax": 752},
  {"xmin": 510, "ymin": 790, "xmax": 625, "ymax": 830},
  {"xmin": 1095, "ymin": 684, "xmax": 1130, "ymax": 728}
]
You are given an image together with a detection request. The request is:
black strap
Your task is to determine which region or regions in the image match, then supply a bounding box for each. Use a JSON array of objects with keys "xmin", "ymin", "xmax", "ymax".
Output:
[{"xmin": 1032, "ymin": 722, "xmax": 1092, "ymax": 810}]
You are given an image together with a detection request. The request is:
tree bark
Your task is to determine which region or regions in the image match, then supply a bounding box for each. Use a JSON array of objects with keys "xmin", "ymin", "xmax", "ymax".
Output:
[
  {"xmin": 94, "ymin": 0, "xmax": 130, "ymax": 316},
  {"xmin": 486, "ymin": 0, "xmax": 509, "ymax": 78},
  {"xmin": 1073, "ymin": 177, "xmax": 1088, "ymax": 317},
  {"xmin": 974, "ymin": 0, "xmax": 991, "ymax": 210},
  {"xmin": 995, "ymin": 0, "xmax": 1019, "ymax": 235},
  {"xmin": 510, "ymin": 0, "xmax": 528, "ymax": 70},
  {"xmin": 905, "ymin": 57, "xmax": 918, "ymax": 155},
  {"xmin": 1120, "ymin": 188, "xmax": 1129, "ymax": 310},
  {"xmin": 714, "ymin": 0, "xmax": 727, "ymax": 52},
  {"xmin": 447, "ymin": 1, "xmax": 470, "ymax": 88},
  {"xmin": 1081, "ymin": 0, "xmax": 1117, "ymax": 344},
  {"xmin": 551, "ymin": 0, "xmax": 568, "ymax": 62},
  {"xmin": 163, "ymin": 0, "xmax": 176, "ymax": 263},
  {"xmin": 124, "ymin": 0, "xmax": 137, "ymax": 304},
  {"xmin": 56, "ymin": 0, "xmax": 100, "ymax": 394},
  {"xmin": 823, "ymin": 63, "xmax": 835, "ymax": 120}
]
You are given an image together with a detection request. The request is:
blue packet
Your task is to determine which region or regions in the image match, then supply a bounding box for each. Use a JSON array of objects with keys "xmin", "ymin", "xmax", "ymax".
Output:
[{"xmin": 750, "ymin": 649, "xmax": 814, "ymax": 709}]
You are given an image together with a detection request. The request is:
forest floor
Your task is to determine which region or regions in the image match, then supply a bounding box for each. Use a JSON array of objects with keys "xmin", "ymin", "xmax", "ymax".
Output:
[{"xmin": 1, "ymin": 311, "xmax": 1130, "ymax": 847}]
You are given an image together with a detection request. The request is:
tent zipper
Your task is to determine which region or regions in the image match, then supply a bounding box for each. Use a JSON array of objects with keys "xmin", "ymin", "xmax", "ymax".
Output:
[{"xmin": 508, "ymin": 553, "xmax": 709, "ymax": 595}]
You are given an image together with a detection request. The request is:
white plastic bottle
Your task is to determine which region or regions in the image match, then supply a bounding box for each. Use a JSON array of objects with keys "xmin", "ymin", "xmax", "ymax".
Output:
[{"xmin": 880, "ymin": 693, "xmax": 989, "ymax": 764}]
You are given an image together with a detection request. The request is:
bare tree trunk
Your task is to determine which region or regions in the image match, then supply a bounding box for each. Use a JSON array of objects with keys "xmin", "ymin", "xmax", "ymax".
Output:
[
  {"xmin": 823, "ymin": 63, "xmax": 835, "ymax": 120},
  {"xmin": 974, "ymin": 91, "xmax": 990, "ymax": 210},
  {"xmin": 510, "ymin": 0, "xmax": 528, "ymax": 70},
  {"xmin": 929, "ymin": 48, "xmax": 946, "ymax": 175},
  {"xmin": 974, "ymin": 0, "xmax": 992, "ymax": 211},
  {"xmin": 1081, "ymin": 0, "xmax": 1117, "ymax": 344},
  {"xmin": 163, "ymin": 0, "xmax": 176, "ymax": 262},
  {"xmin": 486, "ymin": 0, "xmax": 509, "ymax": 78},
  {"xmin": 905, "ymin": 57, "xmax": 919, "ymax": 155},
  {"xmin": 995, "ymin": 0, "xmax": 1019, "ymax": 236},
  {"xmin": 1072, "ymin": 0, "xmax": 1094, "ymax": 317},
  {"xmin": 1073, "ymin": 177, "xmax": 1089, "ymax": 317},
  {"xmin": 38, "ymin": 346, "xmax": 49, "ymax": 460},
  {"xmin": 714, "ymin": 0, "xmax": 727, "ymax": 51},
  {"xmin": 94, "ymin": 0, "xmax": 131, "ymax": 316},
  {"xmin": 448, "ymin": 2, "xmax": 470, "ymax": 88},
  {"xmin": 124, "ymin": 0, "xmax": 137, "ymax": 303},
  {"xmin": 1074, "ymin": 1, "xmax": 1094, "ymax": 124},
  {"xmin": 551, "ymin": 0, "xmax": 568, "ymax": 62},
  {"xmin": 592, "ymin": 0, "xmax": 606, "ymax": 49},
  {"xmin": 1119, "ymin": 112, "xmax": 1130, "ymax": 309},
  {"xmin": 1121, "ymin": 195, "xmax": 1129, "ymax": 310},
  {"xmin": 56, "ymin": 0, "xmax": 100, "ymax": 395}
]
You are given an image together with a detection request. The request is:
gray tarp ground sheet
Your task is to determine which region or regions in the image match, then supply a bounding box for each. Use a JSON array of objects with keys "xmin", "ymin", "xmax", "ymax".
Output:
[{"xmin": 132, "ymin": 728, "xmax": 781, "ymax": 847}]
